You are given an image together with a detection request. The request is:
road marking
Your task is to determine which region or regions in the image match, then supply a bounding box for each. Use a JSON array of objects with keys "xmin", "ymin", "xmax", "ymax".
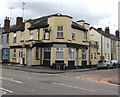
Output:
[
  {"xmin": 0, "ymin": 87, "xmax": 13, "ymax": 93},
  {"xmin": 0, "ymin": 77, "xmax": 22, "ymax": 84},
  {"xmin": 75, "ymin": 75, "xmax": 88, "ymax": 79},
  {"xmin": 52, "ymin": 82, "xmax": 95, "ymax": 92}
]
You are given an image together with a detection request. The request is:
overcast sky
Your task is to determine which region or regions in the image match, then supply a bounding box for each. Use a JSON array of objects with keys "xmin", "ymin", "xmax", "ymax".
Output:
[{"xmin": 0, "ymin": 0, "xmax": 119, "ymax": 34}]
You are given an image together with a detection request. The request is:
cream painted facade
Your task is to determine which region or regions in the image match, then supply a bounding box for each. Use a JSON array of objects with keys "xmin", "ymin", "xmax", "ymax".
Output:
[
  {"xmin": 90, "ymin": 27, "xmax": 111, "ymax": 63},
  {"xmin": 9, "ymin": 14, "xmax": 90, "ymax": 68}
]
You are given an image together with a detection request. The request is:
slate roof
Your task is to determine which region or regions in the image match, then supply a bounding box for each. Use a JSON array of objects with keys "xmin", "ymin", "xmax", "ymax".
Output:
[
  {"xmin": 90, "ymin": 27, "xmax": 120, "ymax": 41},
  {"xmin": 28, "ymin": 13, "xmax": 87, "ymax": 31}
]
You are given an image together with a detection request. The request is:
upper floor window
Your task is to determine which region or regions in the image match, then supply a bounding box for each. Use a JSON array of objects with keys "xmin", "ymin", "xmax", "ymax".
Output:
[
  {"xmin": 72, "ymin": 29, "xmax": 75, "ymax": 40},
  {"xmin": 6, "ymin": 34, "xmax": 9, "ymax": 43},
  {"xmin": 57, "ymin": 26, "xmax": 64, "ymax": 38},
  {"xmin": 94, "ymin": 53, "xmax": 96, "ymax": 59},
  {"xmin": 56, "ymin": 48, "xmax": 64, "ymax": 60},
  {"xmin": 21, "ymin": 31, "xmax": 24, "ymax": 41},
  {"xmin": 107, "ymin": 43, "xmax": 109, "ymax": 48},
  {"xmin": 83, "ymin": 31, "xmax": 87, "ymax": 42},
  {"xmin": 29, "ymin": 31, "xmax": 33, "ymax": 40},
  {"xmin": 43, "ymin": 29, "xmax": 50, "ymax": 40},
  {"xmin": 13, "ymin": 33, "xmax": 16, "ymax": 43},
  {"xmin": 68, "ymin": 48, "xmax": 74, "ymax": 60}
]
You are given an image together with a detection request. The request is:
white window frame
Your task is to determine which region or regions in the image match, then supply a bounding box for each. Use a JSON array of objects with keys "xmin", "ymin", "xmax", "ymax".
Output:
[
  {"xmin": 82, "ymin": 49, "xmax": 87, "ymax": 60},
  {"xmin": 83, "ymin": 31, "xmax": 87, "ymax": 42},
  {"xmin": 72, "ymin": 29, "xmax": 75, "ymax": 40},
  {"xmin": 29, "ymin": 31, "xmax": 33, "ymax": 40},
  {"xmin": 56, "ymin": 47, "xmax": 64, "ymax": 60},
  {"xmin": 43, "ymin": 30, "xmax": 50, "ymax": 40},
  {"xmin": 57, "ymin": 26, "xmax": 64, "ymax": 38},
  {"xmin": 13, "ymin": 33, "xmax": 16, "ymax": 43},
  {"xmin": 21, "ymin": 31, "xmax": 24, "ymax": 41},
  {"xmin": 13, "ymin": 49, "xmax": 16, "ymax": 58},
  {"xmin": 68, "ymin": 48, "xmax": 75, "ymax": 60}
]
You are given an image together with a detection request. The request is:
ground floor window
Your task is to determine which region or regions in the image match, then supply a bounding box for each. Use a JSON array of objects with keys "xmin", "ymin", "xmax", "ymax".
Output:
[
  {"xmin": 68, "ymin": 48, "xmax": 74, "ymax": 60},
  {"xmin": 36, "ymin": 48, "xmax": 40, "ymax": 60},
  {"xmin": 82, "ymin": 49, "xmax": 86, "ymax": 60},
  {"xmin": 44, "ymin": 48, "xmax": 51, "ymax": 60},
  {"xmin": 13, "ymin": 49, "xmax": 16, "ymax": 58},
  {"xmin": 56, "ymin": 48, "xmax": 64, "ymax": 60}
]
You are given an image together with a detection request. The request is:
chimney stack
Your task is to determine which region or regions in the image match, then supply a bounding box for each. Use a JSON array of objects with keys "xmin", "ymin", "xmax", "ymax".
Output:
[
  {"xmin": 16, "ymin": 17, "xmax": 23, "ymax": 26},
  {"xmin": 105, "ymin": 27, "xmax": 110, "ymax": 34},
  {"xmin": 115, "ymin": 30, "xmax": 119, "ymax": 38},
  {"xmin": 4, "ymin": 17, "xmax": 10, "ymax": 30}
]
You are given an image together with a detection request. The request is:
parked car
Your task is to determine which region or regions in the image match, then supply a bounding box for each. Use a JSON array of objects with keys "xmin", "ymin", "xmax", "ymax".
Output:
[
  {"xmin": 97, "ymin": 60, "xmax": 113, "ymax": 69},
  {"xmin": 110, "ymin": 60, "xmax": 120, "ymax": 68}
]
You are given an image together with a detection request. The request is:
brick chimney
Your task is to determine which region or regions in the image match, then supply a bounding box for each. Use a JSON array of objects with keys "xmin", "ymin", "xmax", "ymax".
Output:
[
  {"xmin": 16, "ymin": 17, "xmax": 23, "ymax": 26},
  {"xmin": 4, "ymin": 17, "xmax": 10, "ymax": 30},
  {"xmin": 115, "ymin": 30, "xmax": 119, "ymax": 38},
  {"xmin": 105, "ymin": 27, "xmax": 110, "ymax": 34}
]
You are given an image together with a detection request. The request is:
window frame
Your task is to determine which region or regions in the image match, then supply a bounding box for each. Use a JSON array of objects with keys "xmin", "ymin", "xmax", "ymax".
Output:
[
  {"xmin": 56, "ymin": 47, "xmax": 64, "ymax": 60},
  {"xmin": 83, "ymin": 31, "xmax": 87, "ymax": 42},
  {"xmin": 13, "ymin": 33, "xmax": 17, "ymax": 43},
  {"xmin": 36, "ymin": 48, "xmax": 40, "ymax": 60},
  {"xmin": 57, "ymin": 26, "xmax": 64, "ymax": 38},
  {"xmin": 72, "ymin": 29, "xmax": 75, "ymax": 40},
  {"xmin": 29, "ymin": 30, "xmax": 33, "ymax": 40},
  {"xmin": 82, "ymin": 49, "xmax": 87, "ymax": 60},
  {"xmin": 44, "ymin": 48, "xmax": 51, "ymax": 60},
  {"xmin": 68, "ymin": 48, "xmax": 75, "ymax": 60},
  {"xmin": 21, "ymin": 31, "xmax": 24, "ymax": 41},
  {"xmin": 13, "ymin": 49, "xmax": 16, "ymax": 58}
]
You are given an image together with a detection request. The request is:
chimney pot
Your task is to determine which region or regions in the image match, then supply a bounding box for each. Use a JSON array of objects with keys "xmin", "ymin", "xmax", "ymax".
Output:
[
  {"xmin": 115, "ymin": 30, "xmax": 119, "ymax": 38},
  {"xmin": 105, "ymin": 27, "xmax": 110, "ymax": 34}
]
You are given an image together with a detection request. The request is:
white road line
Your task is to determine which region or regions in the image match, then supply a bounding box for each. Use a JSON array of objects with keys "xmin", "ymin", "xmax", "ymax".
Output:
[
  {"xmin": 0, "ymin": 77, "xmax": 22, "ymax": 84},
  {"xmin": 52, "ymin": 82, "xmax": 95, "ymax": 92},
  {"xmin": 0, "ymin": 87, "xmax": 13, "ymax": 93},
  {"xmin": 75, "ymin": 75, "xmax": 88, "ymax": 79}
]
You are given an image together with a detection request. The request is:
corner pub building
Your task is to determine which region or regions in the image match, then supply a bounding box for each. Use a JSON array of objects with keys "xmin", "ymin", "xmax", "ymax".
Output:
[{"xmin": 9, "ymin": 13, "xmax": 90, "ymax": 69}]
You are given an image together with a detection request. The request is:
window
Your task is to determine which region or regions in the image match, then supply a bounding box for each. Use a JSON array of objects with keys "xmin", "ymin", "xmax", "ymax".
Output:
[
  {"xmin": 29, "ymin": 31, "xmax": 33, "ymax": 40},
  {"xmin": 82, "ymin": 49, "xmax": 86, "ymax": 60},
  {"xmin": 68, "ymin": 48, "xmax": 74, "ymax": 60},
  {"xmin": 72, "ymin": 29, "xmax": 75, "ymax": 40},
  {"xmin": 57, "ymin": 26, "xmax": 64, "ymax": 38},
  {"xmin": 13, "ymin": 49, "xmax": 16, "ymax": 58},
  {"xmin": 56, "ymin": 48, "xmax": 64, "ymax": 60},
  {"xmin": 91, "ymin": 52, "xmax": 93, "ymax": 59},
  {"xmin": 83, "ymin": 31, "xmax": 87, "ymax": 41},
  {"xmin": 94, "ymin": 53, "xmax": 96, "ymax": 59},
  {"xmin": 21, "ymin": 31, "xmax": 24, "ymax": 41},
  {"xmin": 44, "ymin": 48, "xmax": 51, "ymax": 60},
  {"xmin": 36, "ymin": 48, "xmax": 40, "ymax": 60},
  {"xmin": 43, "ymin": 30, "xmax": 50, "ymax": 40},
  {"xmin": 107, "ymin": 43, "xmax": 109, "ymax": 48},
  {"xmin": 13, "ymin": 33, "xmax": 16, "ymax": 43},
  {"xmin": 6, "ymin": 34, "xmax": 9, "ymax": 43}
]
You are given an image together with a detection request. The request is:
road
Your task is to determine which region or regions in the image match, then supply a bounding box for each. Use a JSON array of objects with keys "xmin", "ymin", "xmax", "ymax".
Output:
[{"xmin": 1, "ymin": 68, "xmax": 119, "ymax": 95}]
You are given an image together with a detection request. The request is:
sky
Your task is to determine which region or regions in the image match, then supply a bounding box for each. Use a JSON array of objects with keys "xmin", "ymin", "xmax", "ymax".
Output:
[{"xmin": 0, "ymin": 0, "xmax": 119, "ymax": 34}]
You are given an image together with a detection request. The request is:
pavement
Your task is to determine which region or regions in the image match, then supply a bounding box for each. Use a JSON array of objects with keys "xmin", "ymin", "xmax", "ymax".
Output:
[{"xmin": 1, "ymin": 63, "xmax": 120, "ymax": 85}]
